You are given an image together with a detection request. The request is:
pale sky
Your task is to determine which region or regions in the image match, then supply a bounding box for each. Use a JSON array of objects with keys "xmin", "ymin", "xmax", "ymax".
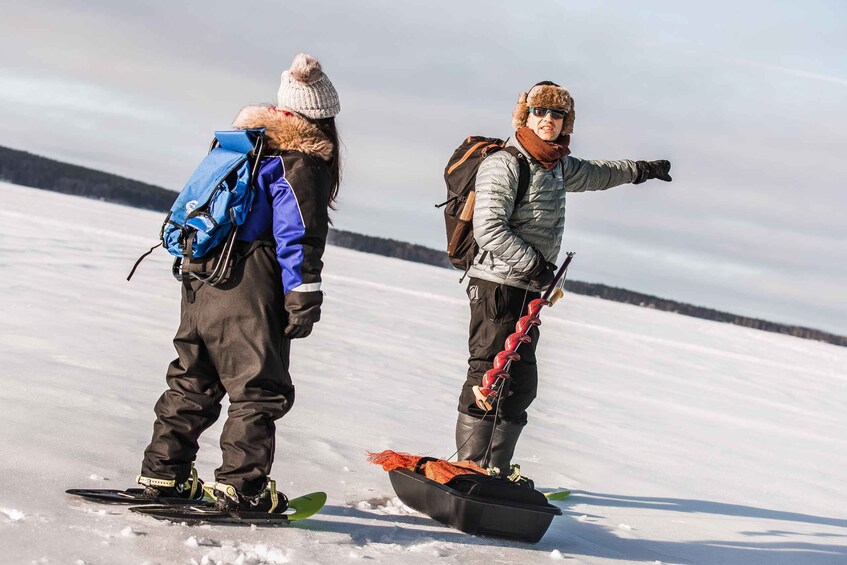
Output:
[{"xmin": 2, "ymin": 0, "xmax": 845, "ymax": 334}]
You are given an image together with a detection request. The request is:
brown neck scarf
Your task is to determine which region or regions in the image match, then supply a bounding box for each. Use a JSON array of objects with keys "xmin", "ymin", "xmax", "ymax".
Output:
[{"xmin": 515, "ymin": 127, "xmax": 571, "ymax": 170}]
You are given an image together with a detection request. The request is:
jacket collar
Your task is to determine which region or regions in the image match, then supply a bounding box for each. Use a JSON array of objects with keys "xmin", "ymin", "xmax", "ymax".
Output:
[{"xmin": 232, "ymin": 105, "xmax": 333, "ymax": 161}]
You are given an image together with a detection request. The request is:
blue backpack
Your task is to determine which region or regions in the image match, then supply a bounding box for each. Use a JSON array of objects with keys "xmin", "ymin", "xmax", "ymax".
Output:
[{"xmin": 128, "ymin": 128, "xmax": 265, "ymax": 286}]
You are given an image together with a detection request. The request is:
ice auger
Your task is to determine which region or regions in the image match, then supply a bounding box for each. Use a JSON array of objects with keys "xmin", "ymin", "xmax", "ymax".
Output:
[{"xmin": 472, "ymin": 252, "xmax": 575, "ymax": 411}]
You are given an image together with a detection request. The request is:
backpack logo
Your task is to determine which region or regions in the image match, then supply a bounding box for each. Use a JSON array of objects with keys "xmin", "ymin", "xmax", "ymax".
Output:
[
  {"xmin": 468, "ymin": 285, "xmax": 479, "ymax": 301},
  {"xmin": 184, "ymin": 200, "xmax": 199, "ymax": 213}
]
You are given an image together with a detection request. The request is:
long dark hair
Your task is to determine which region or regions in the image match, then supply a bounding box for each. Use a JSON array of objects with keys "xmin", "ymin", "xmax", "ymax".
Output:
[{"xmin": 313, "ymin": 117, "xmax": 341, "ymax": 209}]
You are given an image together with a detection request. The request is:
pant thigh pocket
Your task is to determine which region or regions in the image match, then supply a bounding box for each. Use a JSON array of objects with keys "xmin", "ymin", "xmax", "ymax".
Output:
[{"xmin": 490, "ymin": 283, "xmax": 518, "ymax": 324}]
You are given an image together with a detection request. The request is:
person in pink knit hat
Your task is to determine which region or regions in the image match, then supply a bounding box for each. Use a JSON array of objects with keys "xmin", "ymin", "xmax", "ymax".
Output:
[{"xmin": 137, "ymin": 53, "xmax": 342, "ymax": 514}]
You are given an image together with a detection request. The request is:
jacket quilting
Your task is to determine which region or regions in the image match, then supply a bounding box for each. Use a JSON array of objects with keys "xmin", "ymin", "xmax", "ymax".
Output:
[{"xmin": 466, "ymin": 136, "xmax": 638, "ymax": 290}]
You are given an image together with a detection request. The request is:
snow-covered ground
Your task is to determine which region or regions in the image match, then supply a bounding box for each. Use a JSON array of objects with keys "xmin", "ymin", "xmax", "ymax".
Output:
[{"xmin": 1, "ymin": 181, "xmax": 845, "ymax": 565}]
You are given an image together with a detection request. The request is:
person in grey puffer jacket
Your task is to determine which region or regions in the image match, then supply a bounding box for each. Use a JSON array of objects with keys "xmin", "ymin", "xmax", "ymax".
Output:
[{"xmin": 455, "ymin": 81, "xmax": 671, "ymax": 479}]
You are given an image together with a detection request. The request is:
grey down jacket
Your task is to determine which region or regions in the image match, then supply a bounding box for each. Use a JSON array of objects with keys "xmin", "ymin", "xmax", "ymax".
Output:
[{"xmin": 466, "ymin": 136, "xmax": 639, "ymax": 290}]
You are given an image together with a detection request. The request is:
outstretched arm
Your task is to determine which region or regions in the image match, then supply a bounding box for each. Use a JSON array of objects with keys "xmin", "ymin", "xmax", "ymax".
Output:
[
  {"xmin": 563, "ymin": 157, "xmax": 672, "ymax": 192},
  {"xmin": 563, "ymin": 156, "xmax": 639, "ymax": 192}
]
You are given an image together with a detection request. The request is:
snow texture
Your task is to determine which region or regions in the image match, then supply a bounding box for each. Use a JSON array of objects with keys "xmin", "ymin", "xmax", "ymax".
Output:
[{"xmin": 1, "ymin": 182, "xmax": 846, "ymax": 564}]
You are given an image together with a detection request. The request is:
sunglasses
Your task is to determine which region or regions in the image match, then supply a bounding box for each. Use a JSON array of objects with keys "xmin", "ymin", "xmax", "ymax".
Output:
[{"xmin": 529, "ymin": 107, "xmax": 566, "ymax": 120}]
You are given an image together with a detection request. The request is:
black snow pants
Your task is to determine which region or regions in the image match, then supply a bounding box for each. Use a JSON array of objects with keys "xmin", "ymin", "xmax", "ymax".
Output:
[
  {"xmin": 140, "ymin": 243, "xmax": 294, "ymax": 496},
  {"xmin": 458, "ymin": 278, "xmax": 540, "ymax": 424}
]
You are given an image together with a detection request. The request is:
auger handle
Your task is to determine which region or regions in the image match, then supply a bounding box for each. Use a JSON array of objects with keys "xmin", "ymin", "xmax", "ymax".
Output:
[
  {"xmin": 550, "ymin": 288, "xmax": 565, "ymax": 305},
  {"xmin": 542, "ymin": 252, "xmax": 575, "ymax": 302}
]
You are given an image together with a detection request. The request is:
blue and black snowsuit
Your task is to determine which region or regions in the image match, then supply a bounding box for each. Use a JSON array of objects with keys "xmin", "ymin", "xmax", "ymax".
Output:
[{"xmin": 141, "ymin": 105, "xmax": 333, "ymax": 496}]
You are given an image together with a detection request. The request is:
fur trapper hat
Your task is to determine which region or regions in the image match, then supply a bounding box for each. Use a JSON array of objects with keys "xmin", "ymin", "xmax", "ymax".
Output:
[
  {"xmin": 511, "ymin": 81, "xmax": 575, "ymax": 134},
  {"xmin": 277, "ymin": 53, "xmax": 340, "ymax": 120}
]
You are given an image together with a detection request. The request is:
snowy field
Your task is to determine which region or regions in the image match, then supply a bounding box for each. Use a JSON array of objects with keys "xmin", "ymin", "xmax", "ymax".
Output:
[{"xmin": 1, "ymin": 181, "xmax": 845, "ymax": 565}]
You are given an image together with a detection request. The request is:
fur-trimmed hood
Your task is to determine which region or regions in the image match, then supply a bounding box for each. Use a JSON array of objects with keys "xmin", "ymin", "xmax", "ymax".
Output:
[{"xmin": 232, "ymin": 104, "xmax": 334, "ymax": 161}]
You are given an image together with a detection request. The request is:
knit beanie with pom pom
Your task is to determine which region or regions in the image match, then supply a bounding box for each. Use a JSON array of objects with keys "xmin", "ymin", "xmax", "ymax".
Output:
[{"xmin": 277, "ymin": 53, "xmax": 340, "ymax": 119}]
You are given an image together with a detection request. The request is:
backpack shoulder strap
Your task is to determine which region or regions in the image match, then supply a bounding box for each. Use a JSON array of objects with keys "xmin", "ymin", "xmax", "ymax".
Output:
[{"xmin": 502, "ymin": 146, "xmax": 530, "ymax": 206}]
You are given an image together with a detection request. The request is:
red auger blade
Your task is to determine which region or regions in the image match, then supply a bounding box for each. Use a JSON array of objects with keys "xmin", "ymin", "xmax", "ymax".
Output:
[
  {"xmin": 527, "ymin": 298, "xmax": 550, "ymax": 317},
  {"xmin": 515, "ymin": 314, "xmax": 541, "ymax": 334},
  {"xmin": 473, "ymin": 253, "xmax": 575, "ymax": 414},
  {"xmin": 493, "ymin": 350, "xmax": 520, "ymax": 371},
  {"xmin": 504, "ymin": 333, "xmax": 532, "ymax": 351},
  {"xmin": 481, "ymin": 368, "xmax": 509, "ymax": 392}
]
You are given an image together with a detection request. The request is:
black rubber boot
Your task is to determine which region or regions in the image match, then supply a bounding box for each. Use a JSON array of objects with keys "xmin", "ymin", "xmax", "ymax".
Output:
[
  {"xmin": 487, "ymin": 419, "xmax": 525, "ymax": 474},
  {"xmin": 455, "ymin": 413, "xmax": 495, "ymax": 465}
]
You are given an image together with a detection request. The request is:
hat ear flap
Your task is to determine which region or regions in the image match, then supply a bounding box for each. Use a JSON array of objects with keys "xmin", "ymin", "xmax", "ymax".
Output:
[
  {"xmin": 562, "ymin": 99, "xmax": 575, "ymax": 135},
  {"xmin": 512, "ymin": 92, "xmax": 529, "ymax": 131}
]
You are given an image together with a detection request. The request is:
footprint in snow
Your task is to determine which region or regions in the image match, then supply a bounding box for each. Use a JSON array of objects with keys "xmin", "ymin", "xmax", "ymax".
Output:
[
  {"xmin": 353, "ymin": 496, "xmax": 416, "ymax": 515},
  {"xmin": 185, "ymin": 535, "xmax": 221, "ymax": 548},
  {"xmin": 120, "ymin": 526, "xmax": 146, "ymax": 537},
  {"xmin": 1, "ymin": 508, "xmax": 25, "ymax": 523},
  {"xmin": 408, "ymin": 540, "xmax": 453, "ymax": 557}
]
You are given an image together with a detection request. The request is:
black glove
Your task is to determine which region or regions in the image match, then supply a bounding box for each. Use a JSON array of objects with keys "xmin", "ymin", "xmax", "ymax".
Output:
[
  {"xmin": 634, "ymin": 160, "xmax": 672, "ymax": 184},
  {"xmin": 528, "ymin": 259, "xmax": 556, "ymax": 289},
  {"xmin": 284, "ymin": 322, "xmax": 313, "ymax": 339}
]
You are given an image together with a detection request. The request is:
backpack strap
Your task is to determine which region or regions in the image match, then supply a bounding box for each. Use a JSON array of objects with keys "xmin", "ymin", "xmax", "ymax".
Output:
[
  {"xmin": 502, "ymin": 146, "xmax": 530, "ymax": 207},
  {"xmin": 126, "ymin": 242, "xmax": 161, "ymax": 282}
]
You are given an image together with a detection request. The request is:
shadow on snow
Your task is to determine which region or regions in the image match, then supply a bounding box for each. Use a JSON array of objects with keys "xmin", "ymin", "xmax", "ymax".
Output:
[
  {"xmin": 314, "ymin": 492, "xmax": 846, "ymax": 564},
  {"xmin": 542, "ymin": 491, "xmax": 847, "ymax": 564}
]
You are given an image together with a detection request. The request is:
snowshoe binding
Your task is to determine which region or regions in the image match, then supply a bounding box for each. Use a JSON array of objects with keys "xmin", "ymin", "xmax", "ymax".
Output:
[
  {"xmin": 207, "ymin": 479, "xmax": 289, "ymax": 513},
  {"xmin": 490, "ymin": 463, "xmax": 535, "ymax": 489},
  {"xmin": 130, "ymin": 480, "xmax": 326, "ymax": 526},
  {"xmin": 66, "ymin": 465, "xmax": 209, "ymax": 505}
]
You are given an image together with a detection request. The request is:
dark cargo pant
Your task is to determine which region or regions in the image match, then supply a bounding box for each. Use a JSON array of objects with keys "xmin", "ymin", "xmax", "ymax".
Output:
[
  {"xmin": 141, "ymin": 244, "xmax": 294, "ymax": 496},
  {"xmin": 458, "ymin": 278, "xmax": 540, "ymax": 424}
]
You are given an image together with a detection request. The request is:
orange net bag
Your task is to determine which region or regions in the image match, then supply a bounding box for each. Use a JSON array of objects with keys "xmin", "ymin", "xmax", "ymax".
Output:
[{"xmin": 367, "ymin": 450, "xmax": 486, "ymax": 484}]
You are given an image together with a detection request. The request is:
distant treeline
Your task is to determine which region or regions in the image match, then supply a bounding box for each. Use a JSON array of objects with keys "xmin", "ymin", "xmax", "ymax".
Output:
[
  {"xmin": 328, "ymin": 229, "xmax": 452, "ymax": 269},
  {"xmin": 0, "ymin": 145, "xmax": 176, "ymax": 212},
  {"xmin": 325, "ymin": 230, "xmax": 846, "ymax": 347},
  {"xmin": 2, "ymin": 144, "xmax": 844, "ymax": 348},
  {"xmin": 563, "ymin": 281, "xmax": 846, "ymax": 347}
]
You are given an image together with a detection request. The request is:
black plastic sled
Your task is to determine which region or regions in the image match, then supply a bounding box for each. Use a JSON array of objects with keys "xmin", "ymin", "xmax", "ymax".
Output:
[{"xmin": 388, "ymin": 468, "xmax": 562, "ymax": 543}]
